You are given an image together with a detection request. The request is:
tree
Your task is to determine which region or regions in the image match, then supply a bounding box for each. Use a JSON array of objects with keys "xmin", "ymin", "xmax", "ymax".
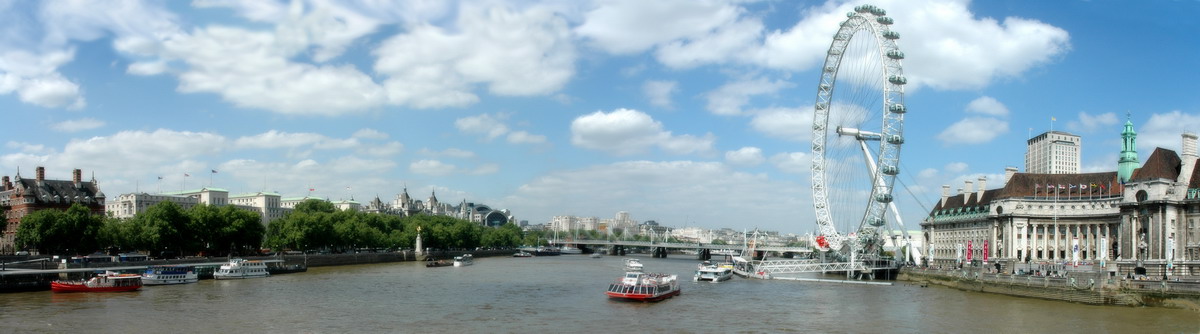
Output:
[
  {"xmin": 131, "ymin": 201, "xmax": 191, "ymax": 257},
  {"xmin": 14, "ymin": 204, "xmax": 104, "ymax": 255}
]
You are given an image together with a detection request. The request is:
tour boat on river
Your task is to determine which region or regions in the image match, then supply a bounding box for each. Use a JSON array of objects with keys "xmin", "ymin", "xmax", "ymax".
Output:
[
  {"xmin": 693, "ymin": 261, "xmax": 733, "ymax": 282},
  {"xmin": 605, "ymin": 259, "xmax": 680, "ymax": 302},
  {"xmin": 51, "ymin": 272, "xmax": 142, "ymax": 292},
  {"xmin": 213, "ymin": 259, "xmax": 270, "ymax": 279},
  {"xmin": 142, "ymin": 265, "xmax": 198, "ymax": 285},
  {"xmin": 453, "ymin": 254, "xmax": 474, "ymax": 267}
]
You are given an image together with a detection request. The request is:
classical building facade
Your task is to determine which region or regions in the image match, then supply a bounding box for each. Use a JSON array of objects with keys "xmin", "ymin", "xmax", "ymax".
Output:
[
  {"xmin": 0, "ymin": 167, "xmax": 106, "ymax": 253},
  {"xmin": 1026, "ymin": 130, "xmax": 1081, "ymax": 174},
  {"xmin": 107, "ymin": 187, "xmax": 285, "ymax": 227},
  {"xmin": 923, "ymin": 127, "xmax": 1200, "ymax": 278}
]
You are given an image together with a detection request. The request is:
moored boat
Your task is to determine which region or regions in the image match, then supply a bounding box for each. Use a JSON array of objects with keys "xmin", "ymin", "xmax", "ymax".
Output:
[
  {"xmin": 605, "ymin": 259, "xmax": 680, "ymax": 302},
  {"xmin": 213, "ymin": 259, "xmax": 270, "ymax": 279},
  {"xmin": 51, "ymin": 272, "xmax": 142, "ymax": 292},
  {"xmin": 426, "ymin": 258, "xmax": 452, "ymax": 267},
  {"xmin": 453, "ymin": 254, "xmax": 474, "ymax": 267},
  {"xmin": 693, "ymin": 261, "xmax": 733, "ymax": 282},
  {"xmin": 142, "ymin": 265, "xmax": 198, "ymax": 285},
  {"xmin": 513, "ymin": 251, "xmax": 533, "ymax": 257}
]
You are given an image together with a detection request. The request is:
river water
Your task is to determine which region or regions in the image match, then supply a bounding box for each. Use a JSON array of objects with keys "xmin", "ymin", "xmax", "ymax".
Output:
[{"xmin": 2, "ymin": 255, "xmax": 1198, "ymax": 333}]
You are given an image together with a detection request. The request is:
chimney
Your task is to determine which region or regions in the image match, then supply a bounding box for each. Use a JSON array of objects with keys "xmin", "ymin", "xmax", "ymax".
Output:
[
  {"xmin": 73, "ymin": 169, "xmax": 82, "ymax": 186},
  {"xmin": 977, "ymin": 177, "xmax": 987, "ymax": 198},
  {"xmin": 940, "ymin": 185, "xmax": 950, "ymax": 206},
  {"xmin": 1, "ymin": 176, "xmax": 8, "ymax": 191},
  {"xmin": 962, "ymin": 180, "xmax": 973, "ymax": 201},
  {"xmin": 1004, "ymin": 166, "xmax": 1018, "ymax": 184},
  {"xmin": 1183, "ymin": 133, "xmax": 1198, "ymax": 159},
  {"xmin": 35, "ymin": 166, "xmax": 45, "ymax": 182}
]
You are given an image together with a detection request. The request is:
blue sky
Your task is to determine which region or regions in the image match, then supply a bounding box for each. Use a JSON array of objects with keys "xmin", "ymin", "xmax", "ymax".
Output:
[{"xmin": 3, "ymin": 0, "xmax": 1199, "ymax": 234}]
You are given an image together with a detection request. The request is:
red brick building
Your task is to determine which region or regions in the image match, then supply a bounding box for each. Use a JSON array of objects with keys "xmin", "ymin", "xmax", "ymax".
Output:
[{"xmin": 0, "ymin": 167, "xmax": 106, "ymax": 254}]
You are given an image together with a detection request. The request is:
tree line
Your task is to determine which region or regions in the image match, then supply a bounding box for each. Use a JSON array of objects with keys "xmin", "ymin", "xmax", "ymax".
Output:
[{"xmin": 13, "ymin": 199, "xmax": 548, "ymax": 257}]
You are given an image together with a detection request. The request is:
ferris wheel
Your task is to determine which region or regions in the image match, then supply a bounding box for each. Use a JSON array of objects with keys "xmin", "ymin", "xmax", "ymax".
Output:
[{"xmin": 810, "ymin": 4, "xmax": 907, "ymax": 258}]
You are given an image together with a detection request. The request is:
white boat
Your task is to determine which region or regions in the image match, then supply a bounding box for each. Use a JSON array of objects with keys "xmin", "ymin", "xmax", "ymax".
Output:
[
  {"xmin": 559, "ymin": 246, "xmax": 582, "ymax": 255},
  {"xmin": 605, "ymin": 259, "xmax": 680, "ymax": 302},
  {"xmin": 214, "ymin": 259, "xmax": 270, "ymax": 279},
  {"xmin": 693, "ymin": 261, "xmax": 733, "ymax": 282},
  {"xmin": 142, "ymin": 265, "xmax": 198, "ymax": 285},
  {"xmin": 453, "ymin": 254, "xmax": 474, "ymax": 267}
]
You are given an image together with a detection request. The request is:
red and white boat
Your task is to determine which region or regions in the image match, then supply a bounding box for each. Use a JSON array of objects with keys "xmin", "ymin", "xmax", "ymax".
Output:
[
  {"xmin": 51, "ymin": 272, "xmax": 142, "ymax": 293},
  {"xmin": 605, "ymin": 259, "xmax": 680, "ymax": 302}
]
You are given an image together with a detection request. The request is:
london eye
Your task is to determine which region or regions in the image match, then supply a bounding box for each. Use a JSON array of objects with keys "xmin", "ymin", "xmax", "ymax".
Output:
[{"xmin": 810, "ymin": 4, "xmax": 907, "ymax": 260}]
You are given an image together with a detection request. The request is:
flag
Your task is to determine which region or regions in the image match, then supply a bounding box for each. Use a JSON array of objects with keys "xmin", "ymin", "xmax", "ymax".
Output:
[
  {"xmin": 1069, "ymin": 184, "xmax": 1077, "ymax": 189},
  {"xmin": 184, "ymin": 173, "xmax": 190, "ymax": 177},
  {"xmin": 1081, "ymin": 184, "xmax": 1088, "ymax": 190},
  {"xmin": 1058, "ymin": 184, "xmax": 1065, "ymax": 189},
  {"xmin": 309, "ymin": 188, "xmax": 315, "ymax": 192},
  {"xmin": 157, "ymin": 176, "xmax": 163, "ymax": 180},
  {"xmin": 1051, "ymin": 117, "xmax": 1056, "ymax": 121},
  {"xmin": 211, "ymin": 169, "xmax": 218, "ymax": 174},
  {"xmin": 346, "ymin": 186, "xmax": 352, "ymax": 191}
]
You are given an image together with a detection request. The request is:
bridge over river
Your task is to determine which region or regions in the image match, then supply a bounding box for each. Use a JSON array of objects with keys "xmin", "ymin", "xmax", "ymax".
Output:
[{"xmin": 548, "ymin": 239, "xmax": 812, "ymax": 259}]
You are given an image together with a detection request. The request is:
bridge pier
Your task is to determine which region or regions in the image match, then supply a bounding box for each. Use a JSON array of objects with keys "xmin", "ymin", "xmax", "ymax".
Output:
[
  {"xmin": 610, "ymin": 245, "xmax": 626, "ymax": 256},
  {"xmin": 755, "ymin": 250, "xmax": 766, "ymax": 260},
  {"xmin": 652, "ymin": 247, "xmax": 668, "ymax": 258},
  {"xmin": 698, "ymin": 249, "xmax": 711, "ymax": 260}
]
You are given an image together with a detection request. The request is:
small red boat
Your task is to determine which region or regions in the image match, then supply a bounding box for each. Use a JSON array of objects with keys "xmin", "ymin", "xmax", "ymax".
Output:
[
  {"xmin": 605, "ymin": 259, "xmax": 680, "ymax": 302},
  {"xmin": 51, "ymin": 273, "xmax": 143, "ymax": 293}
]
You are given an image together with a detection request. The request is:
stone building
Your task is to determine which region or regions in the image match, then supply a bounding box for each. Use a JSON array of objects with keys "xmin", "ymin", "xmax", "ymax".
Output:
[
  {"xmin": 0, "ymin": 167, "xmax": 106, "ymax": 254},
  {"xmin": 923, "ymin": 120, "xmax": 1199, "ymax": 278}
]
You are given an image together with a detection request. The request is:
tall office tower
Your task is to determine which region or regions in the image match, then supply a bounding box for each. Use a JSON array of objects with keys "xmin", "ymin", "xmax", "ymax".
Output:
[{"xmin": 1025, "ymin": 131, "xmax": 1081, "ymax": 174}]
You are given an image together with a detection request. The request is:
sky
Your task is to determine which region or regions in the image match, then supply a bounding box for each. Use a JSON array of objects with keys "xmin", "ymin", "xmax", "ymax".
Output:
[{"xmin": 3, "ymin": 0, "xmax": 1200, "ymax": 235}]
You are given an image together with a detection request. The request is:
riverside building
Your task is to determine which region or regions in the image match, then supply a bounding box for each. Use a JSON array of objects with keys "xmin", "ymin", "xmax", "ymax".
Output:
[
  {"xmin": 923, "ymin": 119, "xmax": 1199, "ymax": 278},
  {"xmin": 0, "ymin": 167, "xmax": 106, "ymax": 254},
  {"xmin": 1026, "ymin": 130, "xmax": 1081, "ymax": 174}
]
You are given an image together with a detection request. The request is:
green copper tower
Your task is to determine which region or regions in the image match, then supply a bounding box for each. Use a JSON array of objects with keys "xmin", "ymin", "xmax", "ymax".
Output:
[{"xmin": 1117, "ymin": 114, "xmax": 1139, "ymax": 183}]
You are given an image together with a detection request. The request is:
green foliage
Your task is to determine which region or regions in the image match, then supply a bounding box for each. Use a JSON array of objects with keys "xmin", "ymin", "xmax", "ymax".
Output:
[
  {"xmin": 711, "ymin": 239, "xmax": 728, "ymax": 245},
  {"xmin": 14, "ymin": 203, "xmax": 104, "ymax": 254}
]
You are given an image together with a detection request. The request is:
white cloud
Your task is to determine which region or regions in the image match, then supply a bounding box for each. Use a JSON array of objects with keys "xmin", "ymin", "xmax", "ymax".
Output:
[
  {"xmin": 725, "ymin": 147, "xmax": 764, "ymax": 167},
  {"xmin": 0, "ymin": 1, "xmax": 180, "ymax": 110},
  {"xmin": 410, "ymin": 159, "xmax": 457, "ymax": 176},
  {"xmin": 470, "ymin": 163, "xmax": 500, "ymax": 175},
  {"xmin": 770, "ymin": 152, "xmax": 811, "ymax": 174},
  {"xmin": 457, "ymin": 113, "xmax": 548, "ymax": 145},
  {"xmin": 570, "ymin": 108, "xmax": 714, "ymax": 156},
  {"xmin": 507, "ymin": 131, "xmax": 548, "ymax": 145},
  {"xmin": 5, "ymin": 142, "xmax": 49, "ymax": 154},
  {"xmin": 576, "ymin": 0, "xmax": 741, "ymax": 55},
  {"xmin": 965, "ymin": 96, "xmax": 1009, "ymax": 116},
  {"xmin": 1139, "ymin": 110, "xmax": 1200, "ymax": 152},
  {"xmin": 353, "ymin": 128, "xmax": 389, "ymax": 140},
  {"xmin": 161, "ymin": 26, "xmax": 387, "ymax": 115},
  {"xmin": 419, "ymin": 148, "xmax": 476, "ymax": 159},
  {"xmin": 48, "ymin": 129, "xmax": 227, "ymax": 179},
  {"xmin": 16, "ymin": 74, "xmax": 84, "ymax": 109},
  {"xmin": 643, "ymin": 80, "xmax": 678, "ymax": 109},
  {"xmin": 455, "ymin": 113, "xmax": 511, "ymax": 141},
  {"xmin": 756, "ymin": 0, "xmax": 1070, "ymax": 91},
  {"xmin": 1067, "ymin": 111, "xmax": 1119, "ymax": 134},
  {"xmin": 359, "ymin": 141, "xmax": 404, "ymax": 157},
  {"xmin": 374, "ymin": 3, "xmax": 575, "ymax": 109},
  {"xmin": 51, "ymin": 118, "xmax": 105, "ymax": 132},
  {"xmin": 749, "ymin": 107, "xmax": 812, "ymax": 142},
  {"xmin": 705, "ymin": 77, "xmax": 790, "ymax": 116},
  {"xmin": 655, "ymin": 16, "xmax": 763, "ymax": 69},
  {"xmin": 945, "ymin": 162, "xmax": 969, "ymax": 174},
  {"xmin": 234, "ymin": 130, "xmax": 358, "ymax": 150},
  {"xmin": 937, "ymin": 117, "xmax": 1009, "ymax": 145}
]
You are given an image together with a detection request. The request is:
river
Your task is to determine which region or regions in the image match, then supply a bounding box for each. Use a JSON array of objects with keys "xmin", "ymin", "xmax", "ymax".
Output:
[{"xmin": 2, "ymin": 255, "xmax": 1197, "ymax": 333}]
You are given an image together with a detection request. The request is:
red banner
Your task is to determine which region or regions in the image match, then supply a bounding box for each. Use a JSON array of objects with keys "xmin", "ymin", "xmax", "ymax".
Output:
[
  {"xmin": 967, "ymin": 241, "xmax": 973, "ymax": 261},
  {"xmin": 983, "ymin": 240, "xmax": 989, "ymax": 262}
]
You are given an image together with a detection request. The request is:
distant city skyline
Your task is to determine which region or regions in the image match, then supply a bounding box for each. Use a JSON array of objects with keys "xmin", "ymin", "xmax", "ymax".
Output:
[{"xmin": 3, "ymin": 1, "xmax": 1200, "ymax": 234}]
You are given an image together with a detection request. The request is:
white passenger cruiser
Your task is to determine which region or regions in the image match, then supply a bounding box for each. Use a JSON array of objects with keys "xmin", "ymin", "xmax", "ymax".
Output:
[
  {"xmin": 213, "ymin": 259, "xmax": 270, "ymax": 279},
  {"xmin": 142, "ymin": 265, "xmax": 199, "ymax": 285},
  {"xmin": 453, "ymin": 254, "xmax": 474, "ymax": 267}
]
